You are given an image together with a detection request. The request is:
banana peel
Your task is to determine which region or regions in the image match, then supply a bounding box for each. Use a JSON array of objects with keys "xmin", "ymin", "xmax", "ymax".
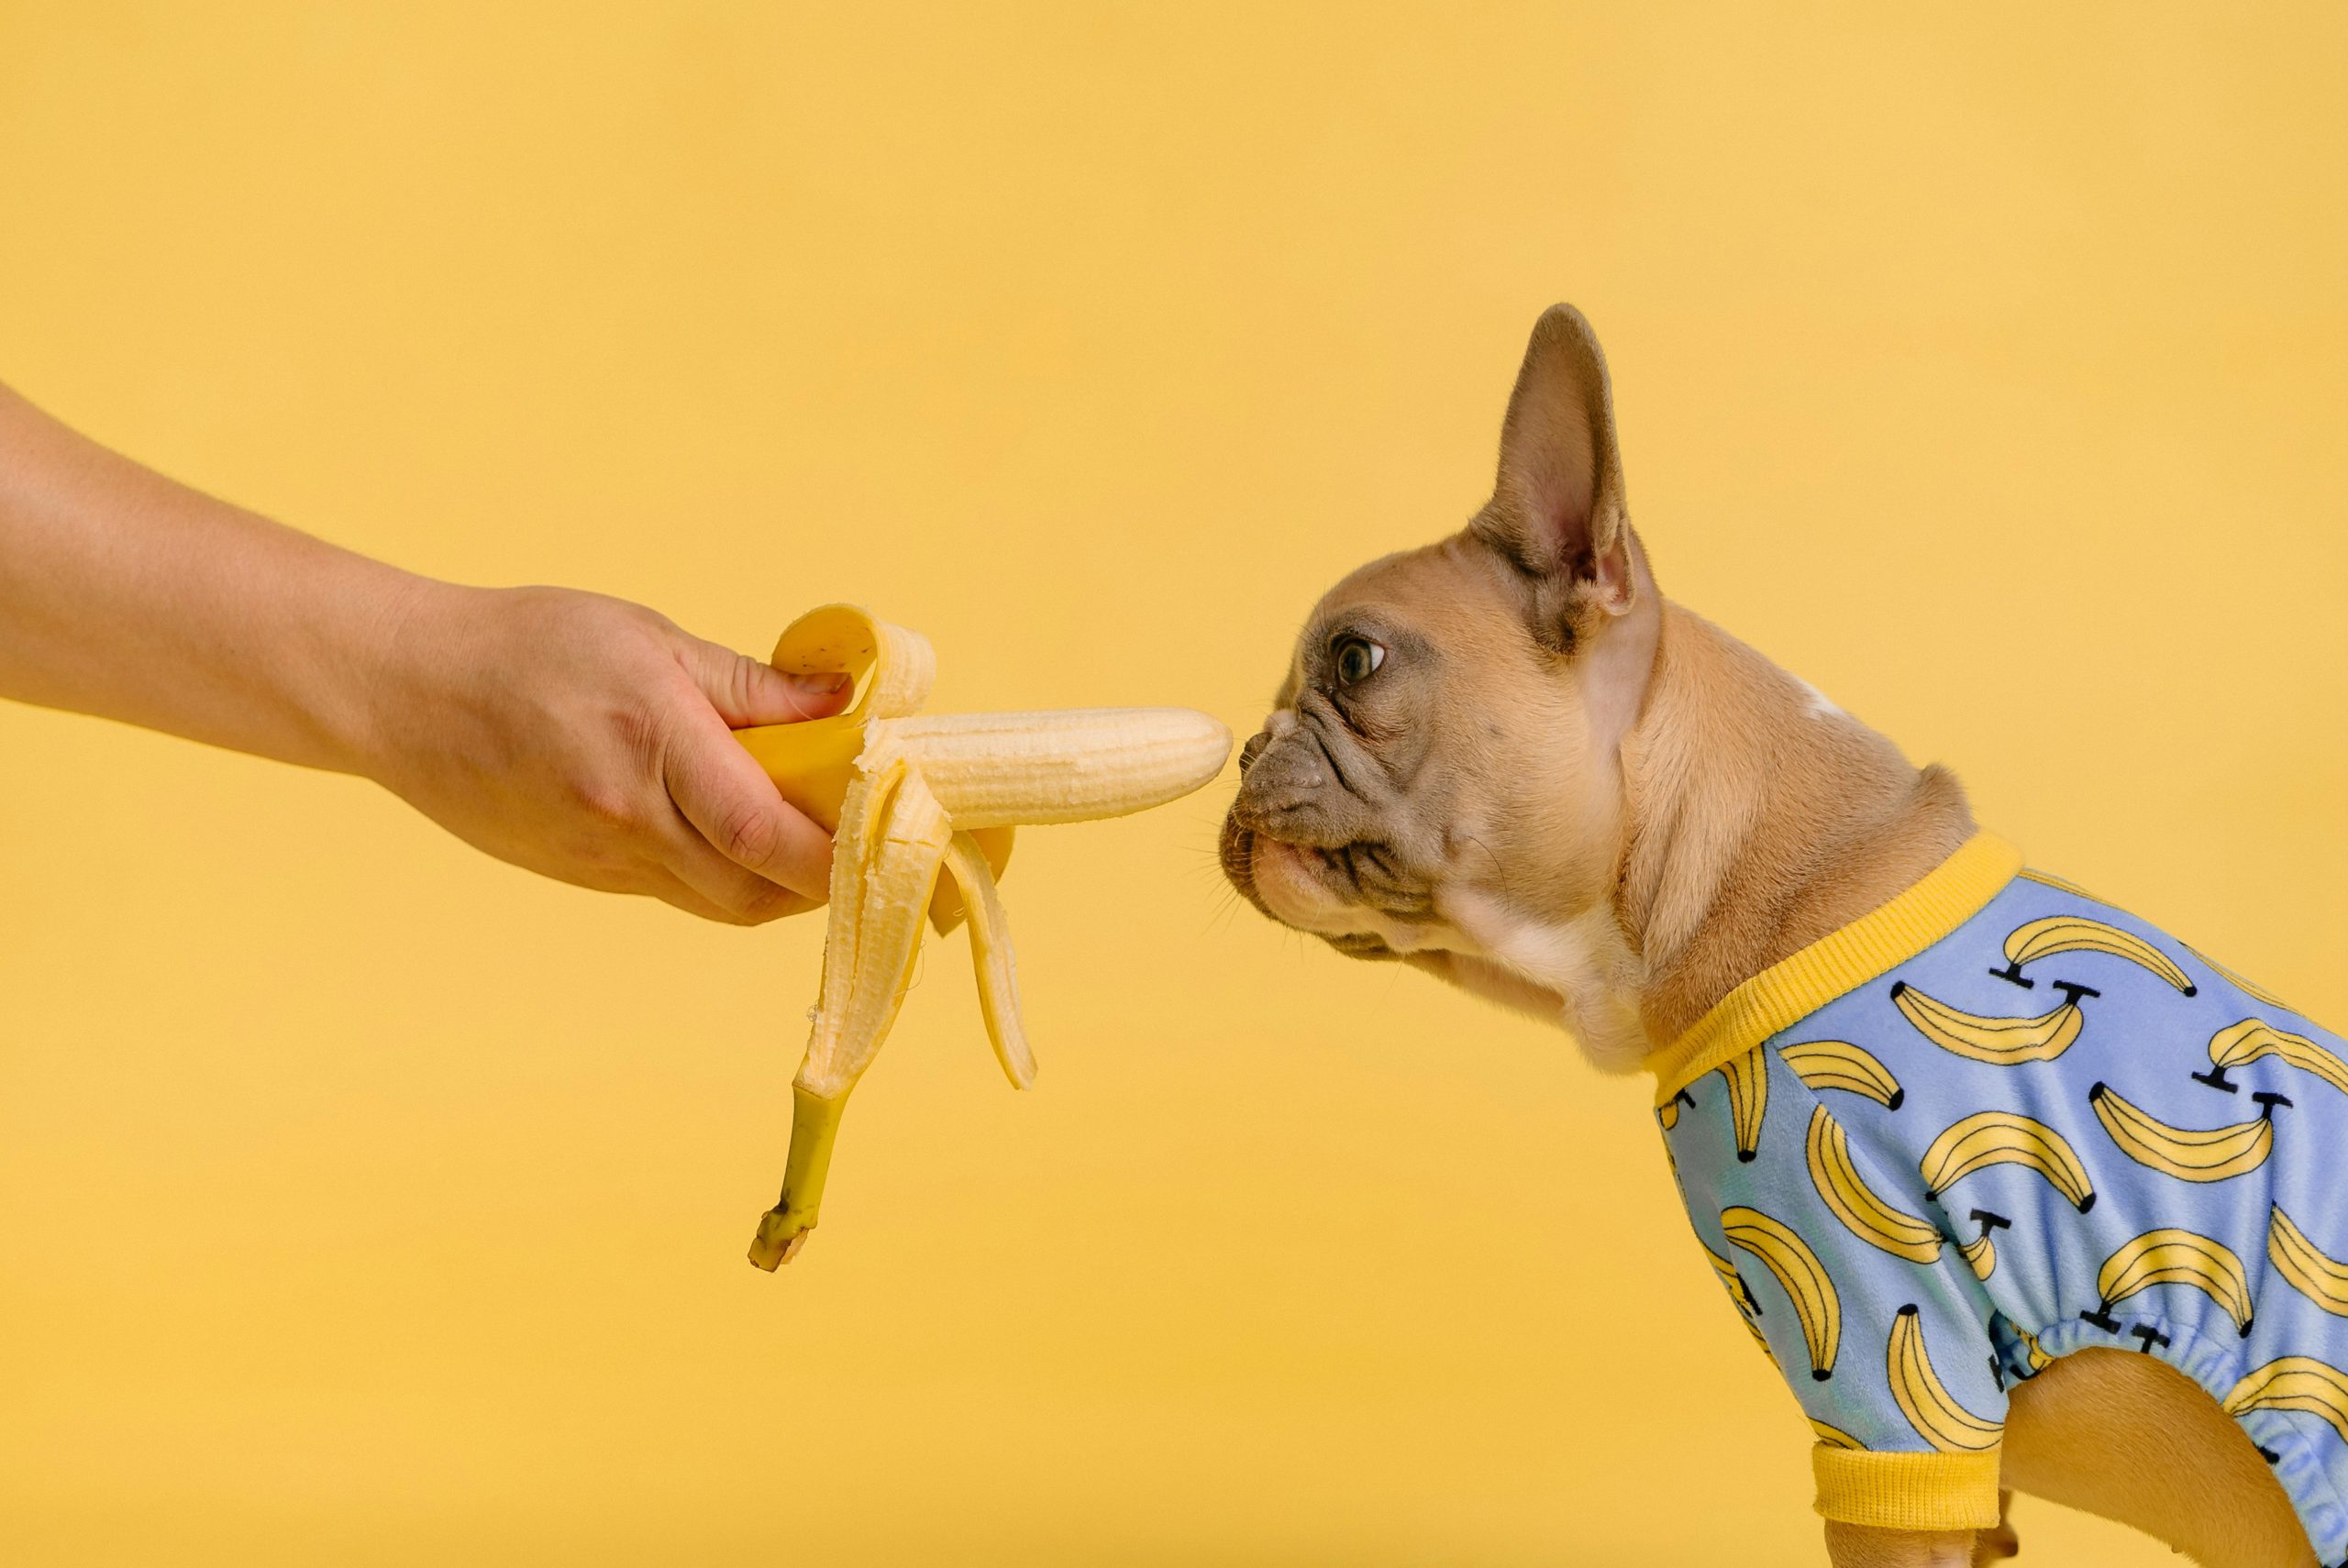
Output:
[
  {"xmin": 733, "ymin": 603, "xmax": 1012, "ymax": 933},
  {"xmin": 734, "ymin": 604, "xmax": 1231, "ymax": 1269}
]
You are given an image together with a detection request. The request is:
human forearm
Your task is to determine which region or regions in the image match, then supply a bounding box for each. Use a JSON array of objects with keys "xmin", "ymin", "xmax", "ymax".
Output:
[
  {"xmin": 0, "ymin": 381, "xmax": 842, "ymax": 922},
  {"xmin": 0, "ymin": 381, "xmax": 417, "ymax": 773}
]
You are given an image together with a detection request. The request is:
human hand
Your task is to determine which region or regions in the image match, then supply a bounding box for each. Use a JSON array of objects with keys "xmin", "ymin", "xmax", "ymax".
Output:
[{"xmin": 362, "ymin": 582, "xmax": 847, "ymax": 923}]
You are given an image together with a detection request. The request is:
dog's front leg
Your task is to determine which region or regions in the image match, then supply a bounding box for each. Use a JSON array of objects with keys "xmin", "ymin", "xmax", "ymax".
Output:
[
  {"xmin": 1822, "ymin": 1522, "xmax": 1975, "ymax": 1566},
  {"xmin": 1823, "ymin": 1484, "xmax": 2016, "ymax": 1566},
  {"xmin": 1822, "ymin": 1522, "xmax": 2000, "ymax": 1568}
]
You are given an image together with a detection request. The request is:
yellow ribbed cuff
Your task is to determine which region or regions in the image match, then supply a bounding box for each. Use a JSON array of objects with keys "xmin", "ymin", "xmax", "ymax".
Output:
[
  {"xmin": 1811, "ymin": 1445, "xmax": 2004, "ymax": 1531},
  {"xmin": 1647, "ymin": 833, "xmax": 2023, "ymax": 1104}
]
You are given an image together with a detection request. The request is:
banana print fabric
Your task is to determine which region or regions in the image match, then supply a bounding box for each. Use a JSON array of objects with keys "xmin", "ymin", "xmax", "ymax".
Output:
[{"xmin": 1658, "ymin": 853, "xmax": 2348, "ymax": 1558}]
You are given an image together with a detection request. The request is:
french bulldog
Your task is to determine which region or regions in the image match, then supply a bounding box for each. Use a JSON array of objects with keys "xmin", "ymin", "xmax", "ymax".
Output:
[{"xmin": 1220, "ymin": 305, "xmax": 2318, "ymax": 1568}]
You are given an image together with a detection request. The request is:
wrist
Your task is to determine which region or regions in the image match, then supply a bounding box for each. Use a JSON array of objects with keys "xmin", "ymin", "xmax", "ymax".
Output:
[{"xmin": 321, "ymin": 568, "xmax": 474, "ymax": 786}]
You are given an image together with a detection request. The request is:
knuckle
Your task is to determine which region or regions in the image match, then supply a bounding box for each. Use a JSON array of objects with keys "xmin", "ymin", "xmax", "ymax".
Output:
[
  {"xmin": 612, "ymin": 701, "xmax": 666, "ymax": 764},
  {"xmin": 718, "ymin": 801, "xmax": 781, "ymax": 867},
  {"xmin": 733, "ymin": 878, "xmax": 797, "ymax": 923},
  {"xmin": 723, "ymin": 652, "xmax": 764, "ymax": 708},
  {"xmin": 677, "ymin": 889, "xmax": 753, "ymax": 926},
  {"xmin": 574, "ymin": 781, "xmax": 640, "ymax": 830}
]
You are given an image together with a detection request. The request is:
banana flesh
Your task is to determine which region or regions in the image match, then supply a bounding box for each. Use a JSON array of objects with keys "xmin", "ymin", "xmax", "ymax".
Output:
[
  {"xmin": 892, "ymin": 710, "xmax": 1236, "ymax": 827},
  {"xmin": 737, "ymin": 604, "xmax": 1232, "ymax": 1269}
]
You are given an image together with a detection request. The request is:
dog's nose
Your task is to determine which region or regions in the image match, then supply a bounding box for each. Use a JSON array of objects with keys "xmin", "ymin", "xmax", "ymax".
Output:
[
  {"xmin": 1244, "ymin": 732, "xmax": 1325, "ymax": 796},
  {"xmin": 1227, "ymin": 726, "xmax": 1335, "ymax": 840}
]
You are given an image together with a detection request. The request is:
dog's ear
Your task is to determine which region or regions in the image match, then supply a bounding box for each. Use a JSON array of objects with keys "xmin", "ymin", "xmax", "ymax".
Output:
[{"xmin": 1474, "ymin": 304, "xmax": 1635, "ymax": 641}]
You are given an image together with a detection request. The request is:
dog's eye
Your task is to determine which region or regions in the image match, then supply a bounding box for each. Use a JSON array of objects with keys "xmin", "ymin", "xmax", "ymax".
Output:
[{"xmin": 1332, "ymin": 635, "xmax": 1385, "ymax": 686}]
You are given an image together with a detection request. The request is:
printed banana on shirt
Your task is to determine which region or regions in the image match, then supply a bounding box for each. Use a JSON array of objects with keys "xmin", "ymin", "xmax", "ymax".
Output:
[{"xmin": 1653, "ymin": 835, "xmax": 2348, "ymax": 1557}]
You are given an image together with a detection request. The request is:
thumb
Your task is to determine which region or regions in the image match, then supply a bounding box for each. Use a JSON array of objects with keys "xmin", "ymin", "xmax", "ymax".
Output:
[{"xmin": 681, "ymin": 637, "xmax": 852, "ymax": 729}]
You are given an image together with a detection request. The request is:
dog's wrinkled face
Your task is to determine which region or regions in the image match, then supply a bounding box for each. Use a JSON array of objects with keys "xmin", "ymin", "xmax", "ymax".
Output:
[
  {"xmin": 1220, "ymin": 540, "xmax": 1612, "ymax": 955},
  {"xmin": 1220, "ymin": 305, "xmax": 1664, "ymax": 1056}
]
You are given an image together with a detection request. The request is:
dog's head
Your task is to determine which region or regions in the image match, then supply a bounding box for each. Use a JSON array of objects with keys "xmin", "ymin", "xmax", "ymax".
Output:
[{"xmin": 1219, "ymin": 305, "xmax": 1665, "ymax": 1053}]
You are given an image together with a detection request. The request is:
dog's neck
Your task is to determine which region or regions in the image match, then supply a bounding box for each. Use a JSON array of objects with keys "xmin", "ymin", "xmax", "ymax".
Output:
[
  {"xmin": 1412, "ymin": 600, "xmax": 1974, "ymax": 1075},
  {"xmin": 1613, "ymin": 602, "xmax": 1976, "ymax": 1054}
]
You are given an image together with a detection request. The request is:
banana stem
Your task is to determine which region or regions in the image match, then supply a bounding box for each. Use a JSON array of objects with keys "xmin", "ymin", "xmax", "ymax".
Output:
[{"xmin": 747, "ymin": 1086, "xmax": 846, "ymax": 1270}]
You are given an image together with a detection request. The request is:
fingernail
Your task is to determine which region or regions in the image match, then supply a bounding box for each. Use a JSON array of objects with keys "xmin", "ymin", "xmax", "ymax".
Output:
[{"xmin": 791, "ymin": 672, "xmax": 850, "ymax": 694}]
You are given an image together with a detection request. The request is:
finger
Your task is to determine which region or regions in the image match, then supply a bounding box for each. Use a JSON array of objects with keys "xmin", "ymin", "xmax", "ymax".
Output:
[
  {"xmin": 659, "ymin": 810, "xmax": 823, "ymax": 924},
  {"xmin": 640, "ymin": 869, "xmax": 753, "ymax": 925},
  {"xmin": 662, "ymin": 709, "xmax": 835, "ymax": 900},
  {"xmin": 642, "ymin": 863, "xmax": 814, "ymax": 925},
  {"xmin": 680, "ymin": 635, "xmax": 851, "ymax": 728}
]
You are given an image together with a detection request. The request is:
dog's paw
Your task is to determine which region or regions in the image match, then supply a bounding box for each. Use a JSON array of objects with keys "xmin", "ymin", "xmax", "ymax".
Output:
[{"xmin": 1969, "ymin": 1518, "xmax": 2019, "ymax": 1563}]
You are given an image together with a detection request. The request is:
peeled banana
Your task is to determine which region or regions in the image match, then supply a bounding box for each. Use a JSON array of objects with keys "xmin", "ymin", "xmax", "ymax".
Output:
[
  {"xmin": 2088, "ymin": 1081, "xmax": 2282, "ymax": 1183},
  {"xmin": 1888, "ymin": 1304, "xmax": 2003, "ymax": 1452},
  {"xmin": 734, "ymin": 605, "xmax": 1231, "ymax": 1267},
  {"xmin": 1919, "ymin": 1110, "xmax": 2096, "ymax": 1212}
]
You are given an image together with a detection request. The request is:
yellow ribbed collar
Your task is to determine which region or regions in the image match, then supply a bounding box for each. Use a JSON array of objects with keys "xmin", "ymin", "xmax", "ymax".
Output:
[{"xmin": 1645, "ymin": 833, "xmax": 2023, "ymax": 1105}]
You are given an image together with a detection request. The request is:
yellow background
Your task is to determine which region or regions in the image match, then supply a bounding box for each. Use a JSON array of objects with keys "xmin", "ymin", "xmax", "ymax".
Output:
[{"xmin": 4, "ymin": 6, "xmax": 2344, "ymax": 1563}]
